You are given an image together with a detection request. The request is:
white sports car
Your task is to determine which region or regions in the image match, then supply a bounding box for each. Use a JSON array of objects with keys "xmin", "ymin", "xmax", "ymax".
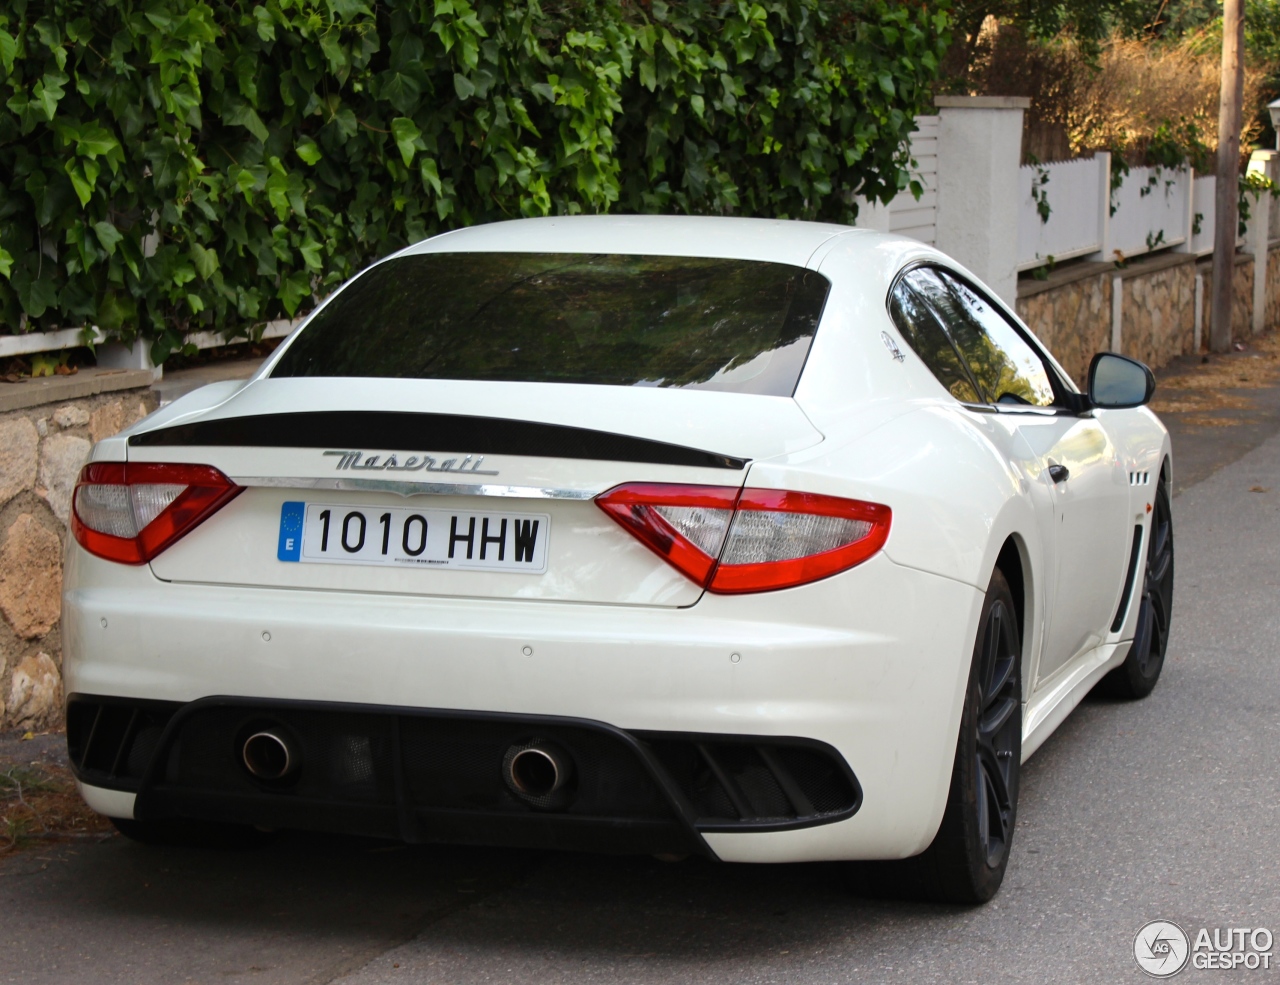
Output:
[{"xmin": 62, "ymin": 216, "xmax": 1172, "ymax": 903}]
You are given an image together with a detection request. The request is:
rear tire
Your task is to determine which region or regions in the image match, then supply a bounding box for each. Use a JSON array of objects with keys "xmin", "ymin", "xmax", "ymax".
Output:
[
  {"xmin": 110, "ymin": 816, "xmax": 276, "ymax": 849},
  {"xmin": 1098, "ymin": 472, "xmax": 1173, "ymax": 700},
  {"xmin": 848, "ymin": 568, "xmax": 1022, "ymax": 904}
]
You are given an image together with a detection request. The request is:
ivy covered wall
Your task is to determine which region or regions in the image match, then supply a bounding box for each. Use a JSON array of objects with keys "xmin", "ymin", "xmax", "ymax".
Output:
[{"xmin": 0, "ymin": 0, "xmax": 949, "ymax": 360}]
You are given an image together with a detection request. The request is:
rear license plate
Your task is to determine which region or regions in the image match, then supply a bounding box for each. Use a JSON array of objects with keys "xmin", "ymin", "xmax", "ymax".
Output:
[{"xmin": 276, "ymin": 501, "xmax": 549, "ymax": 573}]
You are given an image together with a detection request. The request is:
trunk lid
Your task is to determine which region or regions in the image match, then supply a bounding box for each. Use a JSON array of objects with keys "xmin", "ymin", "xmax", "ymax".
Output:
[{"xmin": 135, "ymin": 378, "xmax": 824, "ymax": 607}]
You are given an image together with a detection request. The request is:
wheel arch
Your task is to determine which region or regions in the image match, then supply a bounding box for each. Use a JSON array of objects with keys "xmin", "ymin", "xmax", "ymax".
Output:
[
  {"xmin": 994, "ymin": 535, "xmax": 1027, "ymax": 646},
  {"xmin": 991, "ymin": 532, "xmax": 1037, "ymax": 696}
]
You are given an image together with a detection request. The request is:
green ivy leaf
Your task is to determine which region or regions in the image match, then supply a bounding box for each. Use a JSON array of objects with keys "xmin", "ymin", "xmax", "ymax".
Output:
[
  {"xmin": 96, "ymin": 291, "xmax": 136, "ymax": 333},
  {"xmin": 391, "ymin": 116, "xmax": 421, "ymax": 166},
  {"xmin": 319, "ymin": 32, "xmax": 347, "ymax": 75},
  {"xmin": 296, "ymin": 137, "xmax": 323, "ymax": 165},
  {"xmin": 76, "ymin": 126, "xmax": 119, "ymax": 158},
  {"xmin": 0, "ymin": 29, "xmax": 17, "ymax": 76},
  {"xmin": 64, "ymin": 158, "xmax": 100, "ymax": 206},
  {"xmin": 420, "ymin": 157, "xmax": 442, "ymax": 195},
  {"xmin": 226, "ymin": 102, "xmax": 270, "ymax": 142},
  {"xmin": 190, "ymin": 242, "xmax": 219, "ymax": 279},
  {"xmin": 299, "ymin": 237, "xmax": 324, "ymax": 270},
  {"xmin": 279, "ymin": 270, "xmax": 311, "ymax": 315},
  {"xmin": 92, "ymin": 220, "xmax": 123, "ymax": 255},
  {"xmin": 0, "ymin": 246, "xmax": 12, "ymax": 279},
  {"xmin": 453, "ymin": 73, "xmax": 476, "ymax": 100},
  {"xmin": 16, "ymin": 275, "xmax": 59, "ymax": 318},
  {"xmin": 328, "ymin": 0, "xmax": 371, "ymax": 19},
  {"xmin": 33, "ymin": 72, "xmax": 68, "ymax": 120},
  {"xmin": 381, "ymin": 71, "xmax": 422, "ymax": 114},
  {"xmin": 253, "ymin": 5, "xmax": 276, "ymax": 41}
]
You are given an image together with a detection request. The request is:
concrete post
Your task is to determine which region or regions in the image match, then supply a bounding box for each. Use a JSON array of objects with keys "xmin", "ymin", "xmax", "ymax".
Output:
[
  {"xmin": 1194, "ymin": 271, "xmax": 1205, "ymax": 351},
  {"xmin": 1173, "ymin": 167, "xmax": 1196, "ymax": 254},
  {"xmin": 1245, "ymin": 150, "xmax": 1277, "ymax": 334},
  {"xmin": 1095, "ymin": 151, "xmax": 1113, "ymax": 262},
  {"xmin": 97, "ymin": 339, "xmax": 162, "ymax": 380},
  {"xmin": 1111, "ymin": 274, "xmax": 1124, "ymax": 353},
  {"xmin": 934, "ymin": 96, "xmax": 1029, "ymax": 306}
]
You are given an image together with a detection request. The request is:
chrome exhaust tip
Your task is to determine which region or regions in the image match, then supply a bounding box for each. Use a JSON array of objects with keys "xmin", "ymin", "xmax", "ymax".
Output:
[
  {"xmin": 505, "ymin": 742, "xmax": 572, "ymax": 800},
  {"xmin": 242, "ymin": 730, "xmax": 298, "ymax": 780}
]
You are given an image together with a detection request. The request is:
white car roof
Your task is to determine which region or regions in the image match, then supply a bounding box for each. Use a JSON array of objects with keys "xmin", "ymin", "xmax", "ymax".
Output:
[{"xmin": 399, "ymin": 214, "xmax": 876, "ymax": 269}]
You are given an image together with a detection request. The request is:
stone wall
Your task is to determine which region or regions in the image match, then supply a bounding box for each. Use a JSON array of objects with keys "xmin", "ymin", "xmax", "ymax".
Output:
[
  {"xmin": 1018, "ymin": 246, "xmax": 1280, "ymax": 385},
  {"xmin": 1267, "ymin": 244, "xmax": 1280, "ymax": 332},
  {"xmin": 1122, "ymin": 259, "xmax": 1197, "ymax": 371},
  {"xmin": 1196, "ymin": 253, "xmax": 1262, "ymax": 342},
  {"xmin": 0, "ymin": 374, "xmax": 157, "ymax": 730},
  {"xmin": 1015, "ymin": 270, "xmax": 1111, "ymax": 384}
]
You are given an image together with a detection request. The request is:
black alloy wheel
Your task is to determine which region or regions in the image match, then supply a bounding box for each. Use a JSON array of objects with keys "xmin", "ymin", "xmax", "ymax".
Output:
[
  {"xmin": 1101, "ymin": 471, "xmax": 1174, "ymax": 699},
  {"xmin": 971, "ymin": 581, "xmax": 1021, "ymax": 871},
  {"xmin": 848, "ymin": 568, "xmax": 1022, "ymax": 904}
]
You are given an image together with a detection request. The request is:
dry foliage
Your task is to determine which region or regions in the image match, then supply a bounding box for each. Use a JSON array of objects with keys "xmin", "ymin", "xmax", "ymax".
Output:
[
  {"xmin": 0, "ymin": 756, "xmax": 113, "ymax": 856},
  {"xmin": 964, "ymin": 24, "xmax": 1267, "ymax": 163},
  {"xmin": 1149, "ymin": 332, "xmax": 1280, "ymax": 428},
  {"xmin": 1068, "ymin": 38, "xmax": 1267, "ymax": 160}
]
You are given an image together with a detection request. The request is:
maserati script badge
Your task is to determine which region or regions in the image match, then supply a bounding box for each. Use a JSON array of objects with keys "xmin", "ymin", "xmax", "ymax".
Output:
[{"xmin": 324, "ymin": 450, "xmax": 499, "ymax": 476}]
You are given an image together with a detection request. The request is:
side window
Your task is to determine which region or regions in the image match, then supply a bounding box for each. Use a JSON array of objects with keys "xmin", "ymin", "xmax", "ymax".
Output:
[
  {"xmin": 926, "ymin": 269, "xmax": 1057, "ymax": 407},
  {"xmin": 888, "ymin": 277, "xmax": 981, "ymax": 404}
]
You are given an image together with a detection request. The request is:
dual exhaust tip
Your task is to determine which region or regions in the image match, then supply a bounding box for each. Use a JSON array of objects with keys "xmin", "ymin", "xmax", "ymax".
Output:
[
  {"xmin": 241, "ymin": 728, "xmax": 575, "ymax": 806},
  {"xmin": 504, "ymin": 741, "xmax": 573, "ymax": 801},
  {"xmin": 242, "ymin": 730, "xmax": 297, "ymax": 781}
]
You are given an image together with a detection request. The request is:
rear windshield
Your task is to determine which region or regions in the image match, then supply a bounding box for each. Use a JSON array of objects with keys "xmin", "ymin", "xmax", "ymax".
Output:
[{"xmin": 270, "ymin": 252, "xmax": 830, "ymax": 397}]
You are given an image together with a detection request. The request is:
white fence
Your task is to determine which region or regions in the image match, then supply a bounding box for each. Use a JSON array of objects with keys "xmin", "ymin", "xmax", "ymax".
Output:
[
  {"xmin": 879, "ymin": 126, "xmax": 1225, "ymax": 278},
  {"xmin": 1017, "ymin": 155, "xmax": 1111, "ymax": 270},
  {"xmin": 0, "ymin": 318, "xmax": 298, "ymax": 363},
  {"xmin": 887, "ymin": 115, "xmax": 938, "ymax": 246},
  {"xmin": 1108, "ymin": 164, "xmax": 1194, "ymax": 258},
  {"xmin": 1013, "ymin": 157, "xmax": 1207, "ymax": 270}
]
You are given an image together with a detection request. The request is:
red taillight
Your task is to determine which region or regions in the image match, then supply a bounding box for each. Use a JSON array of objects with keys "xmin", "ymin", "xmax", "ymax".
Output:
[
  {"xmin": 594, "ymin": 483, "xmax": 741, "ymax": 587},
  {"xmin": 70, "ymin": 462, "xmax": 243, "ymax": 564},
  {"xmin": 708, "ymin": 488, "xmax": 892, "ymax": 593},
  {"xmin": 595, "ymin": 483, "xmax": 891, "ymax": 594}
]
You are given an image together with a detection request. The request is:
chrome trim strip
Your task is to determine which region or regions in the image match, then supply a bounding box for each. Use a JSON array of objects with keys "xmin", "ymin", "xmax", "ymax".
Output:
[{"xmin": 231, "ymin": 476, "xmax": 599, "ymax": 500}]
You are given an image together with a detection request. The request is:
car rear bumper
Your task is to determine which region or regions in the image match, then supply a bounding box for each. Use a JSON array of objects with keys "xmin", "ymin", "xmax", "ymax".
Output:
[
  {"xmin": 67, "ymin": 695, "xmax": 864, "ymax": 858},
  {"xmin": 62, "ymin": 545, "xmax": 984, "ymax": 861}
]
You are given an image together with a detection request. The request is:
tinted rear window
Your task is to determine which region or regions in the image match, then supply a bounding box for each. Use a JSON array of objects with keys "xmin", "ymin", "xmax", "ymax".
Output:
[{"xmin": 270, "ymin": 253, "xmax": 830, "ymax": 396}]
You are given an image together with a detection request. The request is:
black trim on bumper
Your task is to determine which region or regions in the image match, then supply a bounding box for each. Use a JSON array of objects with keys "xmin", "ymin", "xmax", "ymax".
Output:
[{"xmin": 67, "ymin": 695, "xmax": 862, "ymax": 855}]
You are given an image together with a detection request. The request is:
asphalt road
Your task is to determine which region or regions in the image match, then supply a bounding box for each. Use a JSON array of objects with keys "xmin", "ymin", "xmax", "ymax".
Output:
[{"xmin": 3, "ymin": 416, "xmax": 1279, "ymax": 984}]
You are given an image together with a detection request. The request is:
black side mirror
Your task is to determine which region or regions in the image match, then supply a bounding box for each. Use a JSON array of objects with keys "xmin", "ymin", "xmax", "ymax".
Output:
[{"xmin": 1087, "ymin": 352, "xmax": 1156, "ymax": 409}]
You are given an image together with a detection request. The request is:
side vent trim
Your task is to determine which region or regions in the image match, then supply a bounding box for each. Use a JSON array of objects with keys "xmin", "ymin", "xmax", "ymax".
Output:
[{"xmin": 1111, "ymin": 524, "xmax": 1145, "ymax": 633}]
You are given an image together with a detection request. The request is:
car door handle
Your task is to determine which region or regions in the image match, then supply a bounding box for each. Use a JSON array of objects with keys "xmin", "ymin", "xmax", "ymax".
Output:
[{"xmin": 1048, "ymin": 463, "xmax": 1070, "ymax": 484}]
